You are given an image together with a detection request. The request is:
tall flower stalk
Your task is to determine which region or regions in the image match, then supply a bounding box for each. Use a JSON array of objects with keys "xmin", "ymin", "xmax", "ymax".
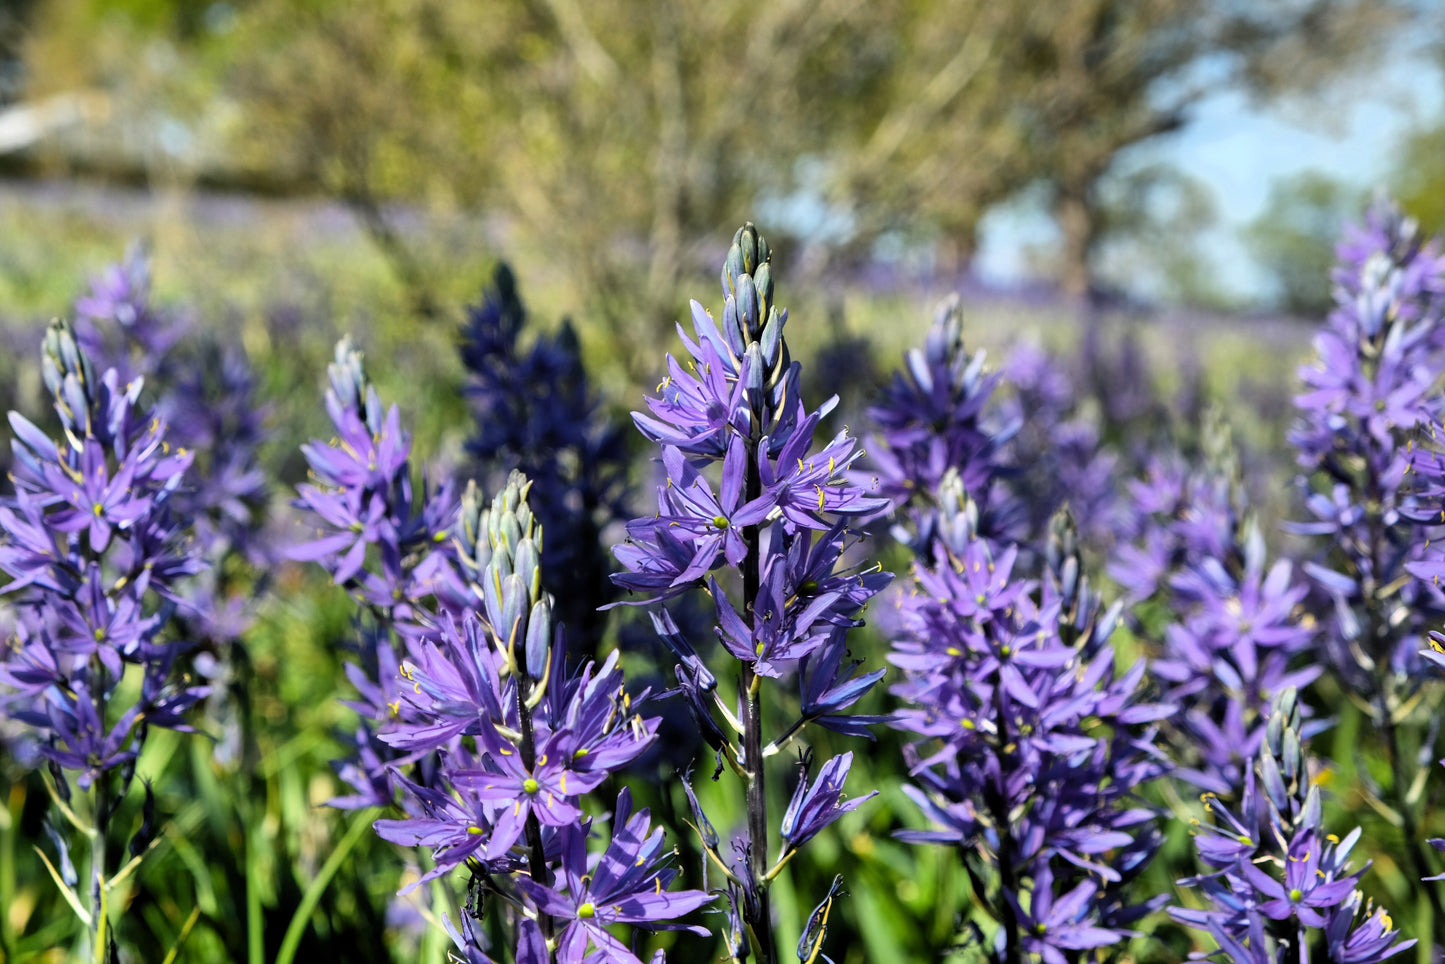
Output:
[
  {"xmin": 612, "ymin": 224, "xmax": 890, "ymax": 962},
  {"xmin": 460, "ymin": 264, "xmax": 629, "ymax": 650},
  {"xmin": 292, "ymin": 339, "xmax": 708, "ymax": 961},
  {"xmin": 1108, "ymin": 416, "xmax": 1319, "ymax": 798},
  {"xmin": 863, "ymin": 296, "xmax": 1015, "ymax": 546},
  {"xmin": 1173, "ymin": 688, "xmax": 1414, "ymax": 964},
  {"xmin": 887, "ymin": 474, "xmax": 1170, "ymax": 963},
  {"xmin": 72, "ymin": 245, "xmax": 273, "ymax": 763},
  {"xmin": 0, "ymin": 319, "xmax": 207, "ymax": 958},
  {"xmin": 866, "ymin": 304, "xmax": 1170, "ymax": 962},
  {"xmin": 1290, "ymin": 201, "xmax": 1445, "ymax": 907}
]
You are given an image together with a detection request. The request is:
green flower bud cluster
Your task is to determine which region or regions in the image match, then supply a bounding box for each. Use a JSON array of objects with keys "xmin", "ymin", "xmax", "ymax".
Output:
[
  {"xmin": 326, "ymin": 336, "xmax": 385, "ymax": 437},
  {"xmin": 42, "ymin": 318, "xmax": 106, "ymax": 449},
  {"xmin": 721, "ymin": 222, "xmax": 791, "ymax": 405},
  {"xmin": 455, "ymin": 471, "xmax": 555, "ymax": 688},
  {"xmin": 1260, "ymin": 687, "xmax": 1317, "ymax": 831}
]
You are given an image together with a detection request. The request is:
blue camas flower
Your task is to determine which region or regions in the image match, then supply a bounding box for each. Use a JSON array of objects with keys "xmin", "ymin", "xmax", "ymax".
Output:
[
  {"xmin": 886, "ymin": 466, "xmax": 1170, "ymax": 961},
  {"xmin": 0, "ymin": 318, "xmax": 207, "ymax": 959},
  {"xmin": 612, "ymin": 224, "xmax": 890, "ymax": 963},
  {"xmin": 291, "ymin": 344, "xmax": 707, "ymax": 960},
  {"xmin": 460, "ymin": 264, "xmax": 629, "ymax": 650},
  {"xmin": 1172, "ymin": 688, "xmax": 1414, "ymax": 963},
  {"xmin": 1289, "ymin": 200, "xmax": 1445, "ymax": 901}
]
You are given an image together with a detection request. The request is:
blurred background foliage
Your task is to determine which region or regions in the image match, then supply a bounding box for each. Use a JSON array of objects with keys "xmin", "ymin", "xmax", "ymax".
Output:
[
  {"xmin": 1, "ymin": 2, "xmax": 1445, "ymax": 963},
  {"xmin": 0, "ymin": 0, "xmax": 1435, "ymax": 348}
]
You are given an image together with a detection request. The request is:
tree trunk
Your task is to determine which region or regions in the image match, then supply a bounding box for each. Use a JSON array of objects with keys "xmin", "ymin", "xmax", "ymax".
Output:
[{"xmin": 1056, "ymin": 181, "xmax": 1095, "ymax": 304}]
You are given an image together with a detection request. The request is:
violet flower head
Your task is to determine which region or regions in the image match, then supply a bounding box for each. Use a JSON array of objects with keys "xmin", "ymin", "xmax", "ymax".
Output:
[
  {"xmin": 516, "ymin": 789, "xmax": 712, "ymax": 964},
  {"xmin": 1110, "ymin": 416, "xmax": 1319, "ymax": 798},
  {"xmin": 0, "ymin": 318, "xmax": 208, "ymax": 957},
  {"xmin": 1289, "ymin": 199, "xmax": 1445, "ymax": 696},
  {"xmin": 1172, "ymin": 688, "xmax": 1415, "ymax": 963},
  {"xmin": 286, "ymin": 340, "xmax": 707, "ymax": 960},
  {"xmin": 73, "ymin": 241, "xmax": 184, "ymax": 376},
  {"xmin": 998, "ymin": 341, "xmax": 1120, "ymax": 547},
  {"xmin": 889, "ymin": 469, "xmax": 1171, "ymax": 958},
  {"xmin": 779, "ymin": 750, "xmax": 875, "ymax": 851},
  {"xmin": 862, "ymin": 296, "xmax": 1014, "ymax": 545},
  {"xmin": 461, "ymin": 263, "xmax": 629, "ymax": 649},
  {"xmin": 612, "ymin": 223, "xmax": 891, "ymax": 961},
  {"xmin": 314, "ymin": 463, "xmax": 705, "ymax": 960},
  {"xmin": 286, "ymin": 336, "xmax": 471, "ymax": 816},
  {"xmin": 1, "ymin": 319, "xmax": 205, "ymax": 789},
  {"xmin": 288, "ymin": 336, "xmax": 457, "ymax": 617}
]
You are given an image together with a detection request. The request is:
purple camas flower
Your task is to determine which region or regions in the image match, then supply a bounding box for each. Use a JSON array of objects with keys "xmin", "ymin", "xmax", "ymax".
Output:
[
  {"xmin": 612, "ymin": 224, "xmax": 890, "ymax": 963},
  {"xmin": 1289, "ymin": 200, "xmax": 1445, "ymax": 897},
  {"xmin": 1290, "ymin": 202, "xmax": 1445, "ymax": 691},
  {"xmin": 779, "ymin": 750, "xmax": 874, "ymax": 851},
  {"xmin": 374, "ymin": 478, "xmax": 699, "ymax": 960},
  {"xmin": 998, "ymin": 341, "xmax": 1120, "ymax": 547},
  {"xmin": 69, "ymin": 246, "xmax": 273, "ymax": 766},
  {"xmin": 888, "ymin": 471, "xmax": 1170, "ymax": 961},
  {"xmin": 1107, "ymin": 420, "xmax": 1319, "ymax": 797},
  {"xmin": 289, "ymin": 337, "xmax": 457, "ymax": 618},
  {"xmin": 515, "ymin": 789, "xmax": 712, "ymax": 963},
  {"xmin": 73, "ymin": 242, "xmax": 183, "ymax": 381},
  {"xmin": 460, "ymin": 264, "xmax": 629, "ymax": 650},
  {"xmin": 1173, "ymin": 688, "xmax": 1414, "ymax": 963},
  {"xmin": 287, "ymin": 337, "xmax": 466, "ymax": 812},
  {"xmin": 0, "ymin": 318, "xmax": 207, "ymax": 956},
  {"xmin": 862, "ymin": 296, "xmax": 1013, "ymax": 545},
  {"xmin": 291, "ymin": 341, "xmax": 706, "ymax": 959}
]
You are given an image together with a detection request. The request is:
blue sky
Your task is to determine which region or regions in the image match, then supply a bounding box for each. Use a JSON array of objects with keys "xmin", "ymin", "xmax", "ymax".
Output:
[{"xmin": 974, "ymin": 42, "xmax": 1445, "ymax": 303}]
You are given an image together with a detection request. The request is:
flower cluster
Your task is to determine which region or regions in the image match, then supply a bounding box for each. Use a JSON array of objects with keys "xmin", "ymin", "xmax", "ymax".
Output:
[
  {"xmin": 1289, "ymin": 201, "xmax": 1445, "ymax": 897},
  {"xmin": 613, "ymin": 224, "xmax": 890, "ymax": 962},
  {"xmin": 375, "ymin": 475, "xmax": 710, "ymax": 963},
  {"xmin": 997, "ymin": 341, "xmax": 1120, "ymax": 547},
  {"xmin": 288, "ymin": 337, "xmax": 470, "ymax": 812},
  {"xmin": 289, "ymin": 336, "xmax": 458, "ymax": 619},
  {"xmin": 0, "ymin": 318, "xmax": 207, "ymax": 955},
  {"xmin": 1290, "ymin": 201, "xmax": 1445, "ymax": 693},
  {"xmin": 71, "ymin": 246, "xmax": 273, "ymax": 760},
  {"xmin": 290, "ymin": 338, "xmax": 709, "ymax": 961},
  {"xmin": 1173, "ymin": 688, "xmax": 1414, "ymax": 964},
  {"xmin": 862, "ymin": 296, "xmax": 1015, "ymax": 545},
  {"xmin": 461, "ymin": 264, "xmax": 630, "ymax": 649},
  {"xmin": 72, "ymin": 242, "xmax": 184, "ymax": 384},
  {"xmin": 1108, "ymin": 417, "xmax": 1319, "ymax": 796},
  {"xmin": 888, "ymin": 473, "xmax": 1171, "ymax": 961}
]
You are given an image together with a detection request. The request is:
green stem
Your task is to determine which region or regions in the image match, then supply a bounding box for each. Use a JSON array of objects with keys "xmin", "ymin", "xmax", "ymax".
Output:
[
  {"xmin": 741, "ymin": 401, "xmax": 775, "ymax": 964},
  {"xmin": 1, "ymin": 779, "xmax": 18, "ymax": 957},
  {"xmin": 91, "ymin": 774, "xmax": 109, "ymax": 964},
  {"xmin": 1361, "ymin": 445, "xmax": 1445, "ymax": 925},
  {"xmin": 274, "ymin": 811, "xmax": 377, "ymax": 964},
  {"xmin": 245, "ymin": 817, "xmax": 264, "ymax": 964}
]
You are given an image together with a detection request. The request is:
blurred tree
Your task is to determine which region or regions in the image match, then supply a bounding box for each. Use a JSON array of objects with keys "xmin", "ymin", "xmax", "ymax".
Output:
[
  {"xmin": 1093, "ymin": 163, "xmax": 1233, "ymax": 309},
  {"xmin": 1393, "ymin": 119, "xmax": 1445, "ymax": 238},
  {"xmin": 981, "ymin": 0, "xmax": 1399, "ymax": 303},
  {"xmin": 11, "ymin": 0, "xmax": 1408, "ymax": 349},
  {"xmin": 222, "ymin": 0, "xmax": 908, "ymax": 365},
  {"xmin": 1245, "ymin": 170, "xmax": 1364, "ymax": 317}
]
